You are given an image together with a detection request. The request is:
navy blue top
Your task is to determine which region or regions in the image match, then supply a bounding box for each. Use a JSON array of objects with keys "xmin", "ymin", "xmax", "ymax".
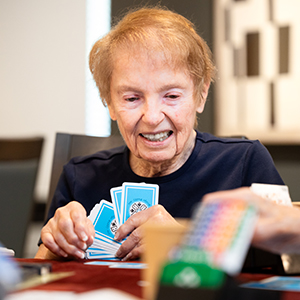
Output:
[{"xmin": 46, "ymin": 131, "xmax": 284, "ymax": 222}]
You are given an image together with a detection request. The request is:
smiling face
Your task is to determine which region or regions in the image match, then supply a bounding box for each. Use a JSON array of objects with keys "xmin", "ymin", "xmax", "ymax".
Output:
[{"xmin": 108, "ymin": 49, "xmax": 208, "ymax": 176}]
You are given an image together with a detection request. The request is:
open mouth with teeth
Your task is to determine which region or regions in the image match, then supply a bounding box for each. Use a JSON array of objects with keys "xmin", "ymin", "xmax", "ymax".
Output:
[{"xmin": 140, "ymin": 131, "xmax": 173, "ymax": 142}]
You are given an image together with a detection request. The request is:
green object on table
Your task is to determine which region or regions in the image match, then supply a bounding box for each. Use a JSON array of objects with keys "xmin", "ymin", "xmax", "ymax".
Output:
[{"xmin": 160, "ymin": 260, "xmax": 225, "ymax": 289}]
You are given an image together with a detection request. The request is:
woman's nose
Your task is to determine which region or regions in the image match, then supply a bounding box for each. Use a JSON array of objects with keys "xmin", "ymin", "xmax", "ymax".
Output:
[{"xmin": 142, "ymin": 99, "xmax": 164, "ymax": 126}]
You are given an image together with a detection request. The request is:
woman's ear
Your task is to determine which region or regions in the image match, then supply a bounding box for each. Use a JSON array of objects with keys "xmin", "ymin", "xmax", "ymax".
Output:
[
  {"xmin": 107, "ymin": 103, "xmax": 117, "ymax": 121},
  {"xmin": 196, "ymin": 81, "xmax": 211, "ymax": 114}
]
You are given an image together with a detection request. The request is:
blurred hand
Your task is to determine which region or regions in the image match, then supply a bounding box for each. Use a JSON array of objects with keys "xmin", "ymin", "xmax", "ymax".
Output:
[
  {"xmin": 35, "ymin": 201, "xmax": 95, "ymax": 259},
  {"xmin": 202, "ymin": 187, "xmax": 300, "ymax": 255},
  {"xmin": 114, "ymin": 204, "xmax": 181, "ymax": 261}
]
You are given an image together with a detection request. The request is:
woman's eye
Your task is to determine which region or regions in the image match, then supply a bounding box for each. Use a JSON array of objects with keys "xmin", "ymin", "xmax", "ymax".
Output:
[
  {"xmin": 166, "ymin": 94, "xmax": 179, "ymax": 99},
  {"xmin": 126, "ymin": 96, "xmax": 139, "ymax": 102}
]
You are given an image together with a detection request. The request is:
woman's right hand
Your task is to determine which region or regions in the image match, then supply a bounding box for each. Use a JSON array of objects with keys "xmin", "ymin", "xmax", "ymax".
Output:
[{"xmin": 35, "ymin": 201, "xmax": 95, "ymax": 259}]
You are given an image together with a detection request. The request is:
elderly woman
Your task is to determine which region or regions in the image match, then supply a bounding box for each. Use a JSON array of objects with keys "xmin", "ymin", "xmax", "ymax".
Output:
[{"xmin": 35, "ymin": 7, "xmax": 284, "ymax": 260}]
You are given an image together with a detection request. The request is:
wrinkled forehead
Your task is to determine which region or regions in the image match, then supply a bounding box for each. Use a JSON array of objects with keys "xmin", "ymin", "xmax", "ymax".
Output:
[{"xmin": 111, "ymin": 38, "xmax": 190, "ymax": 76}]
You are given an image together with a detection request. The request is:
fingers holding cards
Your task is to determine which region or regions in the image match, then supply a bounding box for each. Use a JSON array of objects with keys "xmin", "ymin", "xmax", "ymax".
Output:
[
  {"xmin": 41, "ymin": 225, "xmax": 69, "ymax": 258},
  {"xmin": 86, "ymin": 182, "xmax": 159, "ymax": 260},
  {"xmin": 71, "ymin": 208, "xmax": 95, "ymax": 245},
  {"xmin": 114, "ymin": 205, "xmax": 178, "ymax": 259},
  {"xmin": 41, "ymin": 201, "xmax": 93, "ymax": 259},
  {"xmin": 87, "ymin": 200, "xmax": 122, "ymax": 259}
]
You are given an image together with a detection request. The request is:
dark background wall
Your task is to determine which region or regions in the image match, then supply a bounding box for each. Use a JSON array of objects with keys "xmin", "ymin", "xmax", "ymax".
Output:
[{"xmin": 110, "ymin": 0, "xmax": 300, "ymax": 201}]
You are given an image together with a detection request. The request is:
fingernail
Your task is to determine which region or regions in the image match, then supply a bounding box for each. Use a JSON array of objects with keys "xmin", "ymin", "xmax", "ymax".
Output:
[
  {"xmin": 76, "ymin": 250, "xmax": 85, "ymax": 259},
  {"xmin": 115, "ymin": 249, "xmax": 121, "ymax": 257},
  {"xmin": 122, "ymin": 253, "xmax": 132, "ymax": 261},
  {"xmin": 81, "ymin": 233, "xmax": 88, "ymax": 242},
  {"xmin": 61, "ymin": 251, "xmax": 68, "ymax": 258},
  {"xmin": 82, "ymin": 243, "xmax": 87, "ymax": 251},
  {"xmin": 114, "ymin": 232, "xmax": 119, "ymax": 241}
]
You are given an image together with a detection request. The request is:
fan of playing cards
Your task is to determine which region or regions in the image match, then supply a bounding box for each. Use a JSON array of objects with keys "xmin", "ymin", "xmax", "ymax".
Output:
[{"xmin": 86, "ymin": 182, "xmax": 159, "ymax": 260}]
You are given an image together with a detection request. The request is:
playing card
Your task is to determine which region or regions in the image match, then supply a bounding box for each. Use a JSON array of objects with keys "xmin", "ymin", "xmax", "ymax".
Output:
[
  {"xmin": 85, "ymin": 248, "xmax": 109, "ymax": 255},
  {"xmin": 84, "ymin": 261, "xmax": 118, "ymax": 266},
  {"xmin": 87, "ymin": 200, "xmax": 122, "ymax": 258},
  {"xmin": 120, "ymin": 182, "xmax": 159, "ymax": 225},
  {"xmin": 92, "ymin": 235, "xmax": 120, "ymax": 249},
  {"xmin": 240, "ymin": 276, "xmax": 300, "ymax": 292},
  {"xmin": 89, "ymin": 200, "xmax": 119, "ymax": 240},
  {"xmin": 86, "ymin": 182, "xmax": 160, "ymax": 260},
  {"xmin": 85, "ymin": 251, "xmax": 120, "ymax": 260},
  {"xmin": 92, "ymin": 236, "xmax": 120, "ymax": 252},
  {"xmin": 89, "ymin": 241, "xmax": 118, "ymax": 254},
  {"xmin": 110, "ymin": 186, "xmax": 123, "ymax": 226},
  {"xmin": 109, "ymin": 262, "xmax": 148, "ymax": 269},
  {"xmin": 250, "ymin": 183, "xmax": 292, "ymax": 206}
]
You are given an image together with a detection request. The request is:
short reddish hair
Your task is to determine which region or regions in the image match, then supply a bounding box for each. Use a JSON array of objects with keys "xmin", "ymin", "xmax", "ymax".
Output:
[{"xmin": 89, "ymin": 6, "xmax": 216, "ymax": 106}]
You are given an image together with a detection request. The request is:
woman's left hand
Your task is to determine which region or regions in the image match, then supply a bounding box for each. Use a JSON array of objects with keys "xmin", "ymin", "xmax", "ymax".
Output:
[{"xmin": 114, "ymin": 204, "xmax": 180, "ymax": 260}]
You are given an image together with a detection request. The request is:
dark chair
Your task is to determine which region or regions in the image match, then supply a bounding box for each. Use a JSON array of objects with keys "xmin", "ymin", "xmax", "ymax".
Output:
[
  {"xmin": 0, "ymin": 137, "xmax": 44, "ymax": 257},
  {"xmin": 45, "ymin": 132, "xmax": 125, "ymax": 220}
]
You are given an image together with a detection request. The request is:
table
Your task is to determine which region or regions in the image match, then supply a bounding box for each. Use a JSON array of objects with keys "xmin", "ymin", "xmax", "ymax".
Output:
[
  {"xmin": 14, "ymin": 258, "xmax": 143, "ymax": 298},
  {"xmin": 9, "ymin": 259, "xmax": 300, "ymax": 300},
  {"xmin": 237, "ymin": 273, "xmax": 300, "ymax": 300}
]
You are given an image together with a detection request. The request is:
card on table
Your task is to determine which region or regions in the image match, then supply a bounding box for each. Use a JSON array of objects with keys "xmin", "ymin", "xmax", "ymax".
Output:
[
  {"xmin": 84, "ymin": 261, "xmax": 148, "ymax": 269},
  {"xmin": 109, "ymin": 262, "xmax": 147, "ymax": 269},
  {"xmin": 240, "ymin": 276, "xmax": 300, "ymax": 292},
  {"xmin": 84, "ymin": 261, "xmax": 116, "ymax": 266}
]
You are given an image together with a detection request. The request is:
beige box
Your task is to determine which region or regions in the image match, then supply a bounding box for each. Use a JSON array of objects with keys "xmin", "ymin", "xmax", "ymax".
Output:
[{"xmin": 141, "ymin": 219, "xmax": 189, "ymax": 300}]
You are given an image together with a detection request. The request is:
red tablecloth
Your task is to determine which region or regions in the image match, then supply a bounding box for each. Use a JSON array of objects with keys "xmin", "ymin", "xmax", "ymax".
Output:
[
  {"xmin": 15, "ymin": 259, "xmax": 300, "ymax": 300},
  {"xmin": 16, "ymin": 258, "xmax": 143, "ymax": 298}
]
